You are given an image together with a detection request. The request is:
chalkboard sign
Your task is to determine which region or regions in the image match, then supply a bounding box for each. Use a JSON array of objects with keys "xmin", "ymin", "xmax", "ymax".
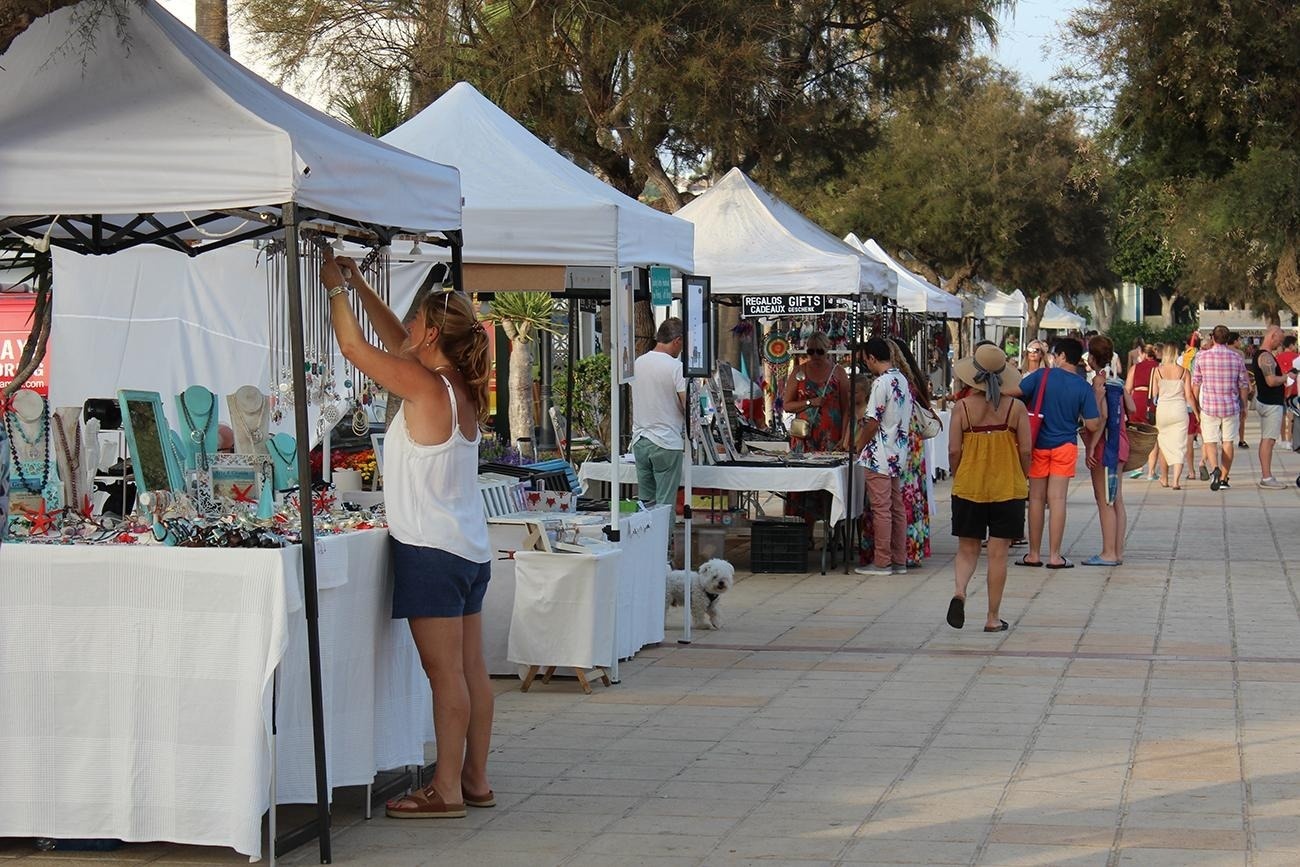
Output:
[{"xmin": 741, "ymin": 294, "xmax": 825, "ymax": 318}]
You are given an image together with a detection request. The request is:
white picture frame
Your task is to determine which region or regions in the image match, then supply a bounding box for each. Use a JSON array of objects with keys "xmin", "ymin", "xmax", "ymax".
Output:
[
  {"xmin": 370, "ymin": 433, "xmax": 385, "ymax": 490},
  {"xmin": 617, "ymin": 268, "xmax": 636, "ymax": 384}
]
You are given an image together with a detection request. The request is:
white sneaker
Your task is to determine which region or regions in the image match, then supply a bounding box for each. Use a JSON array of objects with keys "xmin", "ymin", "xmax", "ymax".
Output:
[
  {"xmin": 891, "ymin": 563, "xmax": 908, "ymax": 575},
  {"xmin": 854, "ymin": 565, "xmax": 893, "ymax": 577},
  {"xmin": 1259, "ymin": 477, "xmax": 1288, "ymax": 489}
]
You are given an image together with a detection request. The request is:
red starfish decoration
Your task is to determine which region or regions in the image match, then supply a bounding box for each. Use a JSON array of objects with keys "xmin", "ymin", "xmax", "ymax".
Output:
[
  {"xmin": 231, "ymin": 483, "xmax": 256, "ymax": 504},
  {"xmin": 312, "ymin": 489, "xmax": 335, "ymax": 514},
  {"xmin": 19, "ymin": 500, "xmax": 55, "ymax": 536}
]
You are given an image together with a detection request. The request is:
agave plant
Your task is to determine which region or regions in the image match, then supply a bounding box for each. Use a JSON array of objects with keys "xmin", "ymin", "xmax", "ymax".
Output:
[{"xmin": 483, "ymin": 292, "xmax": 561, "ymax": 459}]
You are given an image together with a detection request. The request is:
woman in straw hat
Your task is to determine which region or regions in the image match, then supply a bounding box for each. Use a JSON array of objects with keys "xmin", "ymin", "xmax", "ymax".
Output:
[{"xmin": 945, "ymin": 342, "xmax": 1032, "ymax": 633}]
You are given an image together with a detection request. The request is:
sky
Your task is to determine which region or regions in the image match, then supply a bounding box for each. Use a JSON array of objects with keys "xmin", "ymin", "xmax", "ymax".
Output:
[
  {"xmin": 980, "ymin": 0, "xmax": 1085, "ymax": 87},
  {"xmin": 159, "ymin": 0, "xmax": 1082, "ymax": 105}
]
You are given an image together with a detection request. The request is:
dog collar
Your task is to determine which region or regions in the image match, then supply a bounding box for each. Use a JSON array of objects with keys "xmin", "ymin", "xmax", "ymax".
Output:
[{"xmin": 704, "ymin": 591, "xmax": 720, "ymax": 604}]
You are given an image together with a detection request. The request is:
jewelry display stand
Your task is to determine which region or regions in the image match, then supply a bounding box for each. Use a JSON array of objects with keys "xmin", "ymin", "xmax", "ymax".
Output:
[
  {"xmin": 267, "ymin": 432, "xmax": 299, "ymax": 492},
  {"xmin": 5, "ymin": 390, "xmax": 62, "ymax": 510},
  {"xmin": 228, "ymin": 386, "xmax": 271, "ymax": 457},
  {"xmin": 176, "ymin": 386, "xmax": 219, "ymax": 472},
  {"xmin": 53, "ymin": 407, "xmax": 97, "ymax": 514}
]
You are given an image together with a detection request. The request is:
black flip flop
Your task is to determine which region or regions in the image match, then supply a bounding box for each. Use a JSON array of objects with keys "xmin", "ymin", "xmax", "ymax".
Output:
[
  {"xmin": 1045, "ymin": 558, "xmax": 1074, "ymax": 569},
  {"xmin": 984, "ymin": 620, "xmax": 1009, "ymax": 633},
  {"xmin": 1016, "ymin": 555, "xmax": 1043, "ymax": 567},
  {"xmin": 947, "ymin": 596, "xmax": 965, "ymax": 630}
]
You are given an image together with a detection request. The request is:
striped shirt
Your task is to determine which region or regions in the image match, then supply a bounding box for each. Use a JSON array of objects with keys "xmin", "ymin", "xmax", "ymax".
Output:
[{"xmin": 1191, "ymin": 343, "xmax": 1250, "ymax": 418}]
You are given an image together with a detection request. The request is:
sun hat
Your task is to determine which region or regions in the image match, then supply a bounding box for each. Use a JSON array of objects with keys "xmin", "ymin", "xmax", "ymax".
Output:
[{"xmin": 953, "ymin": 341, "xmax": 1022, "ymax": 406}]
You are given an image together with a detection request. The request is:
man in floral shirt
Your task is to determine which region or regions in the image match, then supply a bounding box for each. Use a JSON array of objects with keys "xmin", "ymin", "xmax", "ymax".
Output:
[{"xmin": 855, "ymin": 337, "xmax": 914, "ymax": 576}]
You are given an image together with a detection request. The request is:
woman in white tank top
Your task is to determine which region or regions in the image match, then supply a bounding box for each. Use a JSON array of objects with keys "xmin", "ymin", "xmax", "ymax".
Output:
[{"xmin": 323, "ymin": 252, "xmax": 494, "ymax": 820}]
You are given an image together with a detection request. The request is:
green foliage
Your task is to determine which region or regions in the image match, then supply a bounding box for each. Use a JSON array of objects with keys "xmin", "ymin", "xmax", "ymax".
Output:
[
  {"xmin": 483, "ymin": 292, "xmax": 559, "ymax": 344},
  {"xmin": 1105, "ymin": 319, "xmax": 1195, "ymax": 358},
  {"xmin": 552, "ymin": 352, "xmax": 610, "ymax": 453},
  {"xmin": 330, "ymin": 77, "xmax": 410, "ymax": 138},
  {"xmin": 802, "ymin": 59, "xmax": 1112, "ymax": 323},
  {"xmin": 238, "ymin": 0, "xmax": 1010, "ymax": 206},
  {"xmin": 1069, "ymin": 0, "xmax": 1300, "ymax": 312}
]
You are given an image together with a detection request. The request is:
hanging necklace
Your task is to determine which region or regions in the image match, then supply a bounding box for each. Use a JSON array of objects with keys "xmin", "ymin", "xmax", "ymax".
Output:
[
  {"xmin": 4, "ymin": 404, "xmax": 50, "ymax": 495},
  {"xmin": 268, "ymin": 435, "xmax": 297, "ymax": 467},
  {"xmin": 180, "ymin": 390, "xmax": 215, "ymax": 445},
  {"xmin": 54, "ymin": 413, "xmax": 82, "ymax": 509}
]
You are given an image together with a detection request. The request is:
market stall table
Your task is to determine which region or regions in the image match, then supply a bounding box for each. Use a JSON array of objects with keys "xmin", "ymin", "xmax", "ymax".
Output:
[
  {"xmin": 0, "ymin": 530, "xmax": 430, "ymax": 861},
  {"xmin": 480, "ymin": 506, "xmax": 671, "ymax": 679},
  {"xmin": 578, "ymin": 459, "xmax": 864, "ymax": 573}
]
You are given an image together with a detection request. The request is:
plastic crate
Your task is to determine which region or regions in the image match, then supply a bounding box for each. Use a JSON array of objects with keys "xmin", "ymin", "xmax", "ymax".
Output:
[{"xmin": 750, "ymin": 516, "xmax": 809, "ymax": 573}]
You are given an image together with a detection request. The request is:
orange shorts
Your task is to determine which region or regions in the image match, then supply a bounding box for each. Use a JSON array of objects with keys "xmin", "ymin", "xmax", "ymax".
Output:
[{"xmin": 1029, "ymin": 443, "xmax": 1078, "ymax": 479}]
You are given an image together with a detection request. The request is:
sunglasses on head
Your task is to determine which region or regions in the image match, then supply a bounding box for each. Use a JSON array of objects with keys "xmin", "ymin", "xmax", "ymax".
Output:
[{"xmin": 807, "ymin": 348, "xmax": 826, "ymax": 356}]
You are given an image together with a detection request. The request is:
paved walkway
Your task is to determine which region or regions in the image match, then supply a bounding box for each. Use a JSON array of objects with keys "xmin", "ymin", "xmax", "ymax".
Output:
[{"xmin": 5, "ymin": 425, "xmax": 1300, "ymax": 865}]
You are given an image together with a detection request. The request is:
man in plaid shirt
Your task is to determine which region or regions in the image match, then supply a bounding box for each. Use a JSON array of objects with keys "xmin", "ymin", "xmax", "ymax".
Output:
[{"xmin": 1192, "ymin": 325, "xmax": 1251, "ymax": 491}]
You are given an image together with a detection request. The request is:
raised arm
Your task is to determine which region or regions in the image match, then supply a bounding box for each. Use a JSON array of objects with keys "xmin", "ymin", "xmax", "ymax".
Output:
[{"xmin": 336, "ymin": 254, "xmax": 411, "ymax": 354}]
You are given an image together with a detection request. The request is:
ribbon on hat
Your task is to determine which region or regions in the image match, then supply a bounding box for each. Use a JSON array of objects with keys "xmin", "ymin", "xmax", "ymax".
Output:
[{"xmin": 973, "ymin": 356, "xmax": 1005, "ymax": 407}]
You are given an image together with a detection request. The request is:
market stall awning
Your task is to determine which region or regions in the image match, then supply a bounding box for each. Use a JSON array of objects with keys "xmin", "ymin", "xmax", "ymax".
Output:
[
  {"xmin": 974, "ymin": 287, "xmax": 1029, "ymax": 320},
  {"xmin": 676, "ymin": 169, "xmax": 895, "ymax": 298},
  {"xmin": 1041, "ymin": 300, "xmax": 1086, "ymax": 331},
  {"xmin": 844, "ymin": 234, "xmax": 962, "ymax": 316},
  {"xmin": 0, "ymin": 1, "xmax": 462, "ymax": 248},
  {"xmin": 382, "ymin": 82, "xmax": 692, "ymax": 272}
]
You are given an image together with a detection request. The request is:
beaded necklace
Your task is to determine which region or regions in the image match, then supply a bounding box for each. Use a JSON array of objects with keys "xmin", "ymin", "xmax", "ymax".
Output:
[
  {"xmin": 4, "ymin": 403, "xmax": 50, "ymax": 495},
  {"xmin": 54, "ymin": 413, "xmax": 82, "ymax": 509}
]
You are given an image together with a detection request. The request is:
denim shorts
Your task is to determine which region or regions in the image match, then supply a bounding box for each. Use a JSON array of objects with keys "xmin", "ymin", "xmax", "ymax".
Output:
[{"xmin": 390, "ymin": 538, "xmax": 491, "ymax": 619}]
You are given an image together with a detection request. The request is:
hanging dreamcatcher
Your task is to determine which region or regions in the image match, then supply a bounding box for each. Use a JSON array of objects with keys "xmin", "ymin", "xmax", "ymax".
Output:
[
  {"xmin": 263, "ymin": 231, "xmax": 391, "ymax": 439},
  {"xmin": 762, "ymin": 332, "xmax": 791, "ymax": 365}
]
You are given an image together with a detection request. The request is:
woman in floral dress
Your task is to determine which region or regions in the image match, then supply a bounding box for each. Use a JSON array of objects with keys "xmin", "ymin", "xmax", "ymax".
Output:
[{"xmin": 859, "ymin": 338, "xmax": 932, "ymax": 567}]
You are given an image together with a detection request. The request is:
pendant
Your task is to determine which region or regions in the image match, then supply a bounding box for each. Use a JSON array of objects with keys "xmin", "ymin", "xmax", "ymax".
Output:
[{"xmin": 191, "ymin": 430, "xmax": 204, "ymax": 443}]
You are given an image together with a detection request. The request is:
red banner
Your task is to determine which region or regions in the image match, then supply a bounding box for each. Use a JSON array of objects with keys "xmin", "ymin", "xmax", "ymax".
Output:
[{"xmin": 0, "ymin": 295, "xmax": 49, "ymax": 396}]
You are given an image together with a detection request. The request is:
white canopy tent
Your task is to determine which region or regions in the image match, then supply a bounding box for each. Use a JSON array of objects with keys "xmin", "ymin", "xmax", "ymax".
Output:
[
  {"xmin": 677, "ymin": 169, "xmax": 895, "ymax": 298},
  {"xmin": 1041, "ymin": 300, "xmax": 1087, "ymax": 331},
  {"xmin": 382, "ymin": 82, "xmax": 693, "ymax": 272},
  {"xmin": 0, "ymin": 3, "xmax": 464, "ymax": 861},
  {"xmin": 844, "ymin": 234, "xmax": 962, "ymax": 317}
]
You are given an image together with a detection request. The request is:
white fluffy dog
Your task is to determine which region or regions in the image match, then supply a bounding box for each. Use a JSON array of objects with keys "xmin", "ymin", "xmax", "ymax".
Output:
[{"xmin": 665, "ymin": 558, "xmax": 736, "ymax": 629}]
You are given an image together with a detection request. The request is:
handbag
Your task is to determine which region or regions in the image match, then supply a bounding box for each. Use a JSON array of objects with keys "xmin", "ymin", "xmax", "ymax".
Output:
[
  {"xmin": 1027, "ymin": 369, "xmax": 1049, "ymax": 447},
  {"xmin": 789, "ymin": 374, "xmax": 834, "ymax": 440},
  {"xmin": 1145, "ymin": 367, "xmax": 1158, "ymax": 425},
  {"xmin": 916, "ymin": 404, "xmax": 943, "ymax": 440}
]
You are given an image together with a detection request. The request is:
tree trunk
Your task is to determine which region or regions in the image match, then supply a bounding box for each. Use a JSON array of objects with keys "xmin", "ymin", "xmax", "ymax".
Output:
[
  {"xmin": 715, "ymin": 303, "xmax": 740, "ymax": 370},
  {"xmin": 195, "ymin": 0, "xmax": 229, "ymax": 53},
  {"xmin": 1026, "ymin": 295, "xmax": 1050, "ymax": 341},
  {"xmin": 508, "ymin": 339, "xmax": 534, "ymax": 459},
  {"xmin": 1159, "ymin": 293, "xmax": 1176, "ymax": 327},
  {"xmin": 634, "ymin": 299, "xmax": 655, "ymax": 356},
  {"xmin": 1093, "ymin": 285, "xmax": 1117, "ymax": 331},
  {"xmin": 0, "ymin": 0, "xmax": 82, "ymax": 55},
  {"xmin": 945, "ymin": 258, "xmax": 982, "ymax": 295},
  {"xmin": 1275, "ymin": 233, "xmax": 1300, "ymax": 318}
]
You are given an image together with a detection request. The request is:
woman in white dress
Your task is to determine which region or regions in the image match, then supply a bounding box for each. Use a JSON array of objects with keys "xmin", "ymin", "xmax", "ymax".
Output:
[{"xmin": 1154, "ymin": 342, "xmax": 1195, "ymax": 490}]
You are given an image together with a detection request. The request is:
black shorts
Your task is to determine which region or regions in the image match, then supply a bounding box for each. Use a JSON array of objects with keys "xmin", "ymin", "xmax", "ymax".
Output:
[{"xmin": 951, "ymin": 496, "xmax": 1025, "ymax": 541}]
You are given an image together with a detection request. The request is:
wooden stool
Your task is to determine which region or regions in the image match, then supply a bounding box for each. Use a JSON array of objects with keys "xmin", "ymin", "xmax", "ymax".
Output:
[{"xmin": 520, "ymin": 665, "xmax": 612, "ymax": 695}]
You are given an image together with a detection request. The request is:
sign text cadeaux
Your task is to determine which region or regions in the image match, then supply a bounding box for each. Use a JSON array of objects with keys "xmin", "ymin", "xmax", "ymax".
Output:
[{"xmin": 741, "ymin": 294, "xmax": 825, "ymax": 318}]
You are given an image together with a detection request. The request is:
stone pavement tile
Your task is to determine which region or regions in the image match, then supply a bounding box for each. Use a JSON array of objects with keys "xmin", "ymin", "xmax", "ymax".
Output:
[
  {"xmin": 813, "ymin": 658, "xmax": 899, "ymax": 673},
  {"xmin": 976, "ymin": 843, "xmax": 1112, "ymax": 866},
  {"xmin": 1115, "ymin": 848, "xmax": 1247, "ymax": 866},
  {"xmin": 766, "ymin": 783, "xmax": 890, "ymax": 805},
  {"xmin": 676, "ymin": 694, "xmax": 771, "ymax": 708},
  {"xmin": 726, "ymin": 815, "xmax": 859, "ymax": 842},
  {"xmin": 479, "ymin": 810, "xmax": 621, "ymax": 833},
  {"xmin": 578, "ymin": 830, "xmax": 722, "ymax": 859},
  {"xmin": 633, "ymin": 797, "xmax": 756, "ymax": 819},
  {"xmin": 839, "ymin": 837, "xmax": 981, "ymax": 864},
  {"xmin": 731, "ymin": 652, "xmax": 827, "ymax": 671},
  {"xmin": 542, "ymin": 776, "xmax": 666, "ymax": 797},
  {"xmin": 1067, "ymin": 660, "xmax": 1152, "ymax": 678},
  {"xmin": 674, "ymin": 765, "xmax": 795, "ymax": 785},
  {"xmin": 567, "ymin": 855, "xmax": 695, "ymax": 867},
  {"xmin": 603, "ymin": 814, "xmax": 744, "ymax": 837},
  {"xmin": 655, "ymin": 780, "xmax": 777, "ymax": 801},
  {"xmin": 1257, "ymin": 853, "xmax": 1300, "ymax": 867},
  {"xmin": 1251, "ymin": 831, "xmax": 1300, "ymax": 851},
  {"xmin": 1123, "ymin": 811, "xmax": 1243, "ymax": 830},
  {"xmin": 511, "ymin": 793, "xmax": 641, "ymax": 814},
  {"xmin": 987, "ymin": 823, "xmax": 1115, "ymax": 846},
  {"xmin": 699, "ymin": 858, "xmax": 833, "ymax": 867},
  {"xmin": 710, "ymin": 833, "xmax": 848, "ymax": 861}
]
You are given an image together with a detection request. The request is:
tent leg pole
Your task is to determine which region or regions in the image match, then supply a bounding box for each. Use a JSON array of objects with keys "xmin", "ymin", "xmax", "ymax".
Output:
[
  {"xmin": 565, "ymin": 300, "xmax": 576, "ymax": 466},
  {"xmin": 681, "ymin": 378, "xmax": 693, "ymax": 644},
  {"xmin": 284, "ymin": 203, "xmax": 332, "ymax": 864}
]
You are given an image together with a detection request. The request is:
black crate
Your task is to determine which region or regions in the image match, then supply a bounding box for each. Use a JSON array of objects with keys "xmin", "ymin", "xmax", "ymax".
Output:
[{"xmin": 750, "ymin": 516, "xmax": 809, "ymax": 573}]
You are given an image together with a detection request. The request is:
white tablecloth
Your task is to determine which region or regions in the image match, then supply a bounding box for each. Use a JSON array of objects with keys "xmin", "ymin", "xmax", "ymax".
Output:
[
  {"xmin": 0, "ymin": 530, "xmax": 429, "ymax": 860},
  {"xmin": 923, "ymin": 409, "xmax": 951, "ymax": 477},
  {"xmin": 578, "ymin": 461, "xmax": 862, "ymax": 526},
  {"xmin": 508, "ymin": 548, "xmax": 621, "ymax": 670},
  {"xmin": 481, "ymin": 507, "xmax": 670, "ymax": 676}
]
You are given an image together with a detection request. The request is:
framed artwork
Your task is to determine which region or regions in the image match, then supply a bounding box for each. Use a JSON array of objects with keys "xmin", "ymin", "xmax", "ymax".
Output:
[
  {"xmin": 209, "ymin": 463, "xmax": 261, "ymax": 509},
  {"xmin": 682, "ymin": 274, "xmax": 712, "ymax": 377},
  {"xmin": 117, "ymin": 390, "xmax": 185, "ymax": 493},
  {"xmin": 617, "ymin": 268, "xmax": 636, "ymax": 383}
]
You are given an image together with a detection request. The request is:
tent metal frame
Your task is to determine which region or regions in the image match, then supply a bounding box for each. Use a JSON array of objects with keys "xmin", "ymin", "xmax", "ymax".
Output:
[{"xmin": 6, "ymin": 205, "xmax": 463, "ymax": 865}]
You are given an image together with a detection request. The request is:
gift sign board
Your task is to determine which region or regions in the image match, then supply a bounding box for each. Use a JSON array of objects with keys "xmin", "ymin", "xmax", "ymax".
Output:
[
  {"xmin": 649, "ymin": 266, "xmax": 672, "ymax": 307},
  {"xmin": 0, "ymin": 294, "xmax": 49, "ymax": 396},
  {"xmin": 741, "ymin": 294, "xmax": 825, "ymax": 318}
]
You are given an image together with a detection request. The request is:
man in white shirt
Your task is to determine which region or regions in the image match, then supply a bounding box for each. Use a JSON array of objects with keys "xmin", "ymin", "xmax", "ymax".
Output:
[
  {"xmin": 854, "ymin": 337, "xmax": 914, "ymax": 577},
  {"xmin": 631, "ymin": 318, "xmax": 687, "ymax": 506}
]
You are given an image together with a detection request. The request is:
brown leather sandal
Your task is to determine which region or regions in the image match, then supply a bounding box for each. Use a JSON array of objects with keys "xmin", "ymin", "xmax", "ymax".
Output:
[
  {"xmin": 385, "ymin": 786, "xmax": 466, "ymax": 819},
  {"xmin": 462, "ymin": 786, "xmax": 496, "ymax": 808}
]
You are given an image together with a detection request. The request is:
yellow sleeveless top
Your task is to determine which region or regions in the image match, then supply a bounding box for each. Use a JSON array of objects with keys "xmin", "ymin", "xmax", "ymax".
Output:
[{"xmin": 951, "ymin": 399, "xmax": 1029, "ymax": 503}]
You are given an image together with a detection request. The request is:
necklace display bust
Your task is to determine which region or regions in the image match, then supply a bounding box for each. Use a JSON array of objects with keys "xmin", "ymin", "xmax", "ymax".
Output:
[
  {"xmin": 175, "ymin": 386, "xmax": 219, "ymax": 471},
  {"xmin": 53, "ymin": 407, "xmax": 97, "ymax": 514},
  {"xmin": 228, "ymin": 386, "xmax": 270, "ymax": 456},
  {"xmin": 267, "ymin": 432, "xmax": 299, "ymax": 491}
]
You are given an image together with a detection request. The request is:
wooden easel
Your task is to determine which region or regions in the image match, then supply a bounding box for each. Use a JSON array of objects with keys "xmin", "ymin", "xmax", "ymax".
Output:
[{"xmin": 520, "ymin": 665, "xmax": 612, "ymax": 695}]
